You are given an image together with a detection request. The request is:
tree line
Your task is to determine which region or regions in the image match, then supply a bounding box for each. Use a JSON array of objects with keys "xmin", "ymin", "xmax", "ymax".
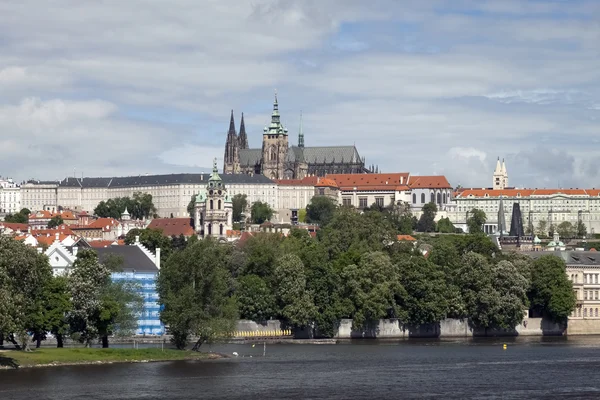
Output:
[
  {"xmin": 94, "ymin": 192, "xmax": 157, "ymax": 220},
  {"xmin": 0, "ymin": 237, "xmax": 141, "ymax": 350}
]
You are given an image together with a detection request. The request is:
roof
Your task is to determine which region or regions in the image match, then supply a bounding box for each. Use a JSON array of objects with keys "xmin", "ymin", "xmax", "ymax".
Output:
[
  {"xmin": 96, "ymin": 246, "xmax": 158, "ymax": 272},
  {"xmin": 239, "ymin": 145, "xmax": 362, "ymax": 167},
  {"xmin": 522, "ymin": 250, "xmax": 600, "ymax": 266},
  {"xmin": 88, "ymin": 240, "xmax": 120, "ymax": 248},
  {"xmin": 275, "ymin": 176, "xmax": 339, "ymax": 188},
  {"xmin": 30, "ymin": 225, "xmax": 75, "ymax": 235},
  {"xmin": 29, "ymin": 210, "xmax": 77, "ymax": 220},
  {"xmin": 147, "ymin": 218, "xmax": 194, "ymax": 237},
  {"xmin": 88, "ymin": 218, "xmax": 120, "ymax": 232},
  {"xmin": 327, "ymin": 173, "xmax": 410, "ymax": 191},
  {"xmin": 315, "ymin": 178, "xmax": 338, "ymax": 188},
  {"xmin": 239, "ymin": 149, "xmax": 262, "ymax": 167},
  {"xmin": 35, "ymin": 233, "xmax": 70, "ymax": 246},
  {"xmin": 0, "ymin": 222, "xmax": 28, "ymax": 232},
  {"xmin": 37, "ymin": 173, "xmax": 274, "ymax": 189},
  {"xmin": 456, "ymin": 188, "xmax": 599, "ymax": 199},
  {"xmin": 408, "ymin": 175, "xmax": 452, "ymax": 189},
  {"xmin": 397, "ymin": 235, "xmax": 416, "ymax": 241}
]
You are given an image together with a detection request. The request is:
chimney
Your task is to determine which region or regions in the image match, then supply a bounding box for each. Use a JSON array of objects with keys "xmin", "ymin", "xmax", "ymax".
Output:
[
  {"xmin": 135, "ymin": 235, "xmax": 140, "ymax": 243},
  {"xmin": 37, "ymin": 247, "xmax": 43, "ymax": 254},
  {"xmin": 155, "ymin": 248, "xmax": 161, "ymax": 269},
  {"xmin": 72, "ymin": 246, "xmax": 78, "ymax": 257},
  {"xmin": 55, "ymin": 233, "xmax": 60, "ymax": 242}
]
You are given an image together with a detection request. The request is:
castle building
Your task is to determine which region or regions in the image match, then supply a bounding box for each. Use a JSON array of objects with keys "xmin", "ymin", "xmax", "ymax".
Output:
[
  {"xmin": 223, "ymin": 93, "xmax": 371, "ymax": 180},
  {"xmin": 194, "ymin": 159, "xmax": 233, "ymax": 239},
  {"xmin": 493, "ymin": 157, "xmax": 509, "ymax": 190}
]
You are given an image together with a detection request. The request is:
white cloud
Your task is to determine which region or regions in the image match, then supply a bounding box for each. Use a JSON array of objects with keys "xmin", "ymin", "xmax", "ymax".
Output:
[{"xmin": 448, "ymin": 147, "xmax": 487, "ymax": 163}]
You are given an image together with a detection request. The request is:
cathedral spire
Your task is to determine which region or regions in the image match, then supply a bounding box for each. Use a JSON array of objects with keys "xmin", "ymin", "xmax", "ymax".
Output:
[
  {"xmin": 298, "ymin": 111, "xmax": 305, "ymax": 148},
  {"xmin": 239, "ymin": 112, "xmax": 248, "ymax": 149},
  {"xmin": 224, "ymin": 109, "xmax": 239, "ymax": 173},
  {"xmin": 266, "ymin": 89, "xmax": 287, "ymax": 136},
  {"xmin": 228, "ymin": 109, "xmax": 236, "ymax": 136},
  {"xmin": 494, "ymin": 157, "xmax": 501, "ymax": 174}
]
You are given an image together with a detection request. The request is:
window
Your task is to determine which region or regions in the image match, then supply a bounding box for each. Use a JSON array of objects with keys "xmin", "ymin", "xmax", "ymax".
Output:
[
  {"xmin": 375, "ymin": 197, "xmax": 384, "ymax": 207},
  {"xmin": 584, "ymin": 308, "xmax": 588, "ymax": 317},
  {"xmin": 218, "ymin": 200, "xmax": 222, "ymax": 209},
  {"xmin": 219, "ymin": 224, "xmax": 223, "ymax": 235},
  {"xmin": 412, "ymin": 194, "xmax": 416, "ymax": 204},
  {"xmin": 319, "ymin": 188, "xmax": 325, "ymax": 196},
  {"xmin": 596, "ymin": 308, "xmax": 599, "ymax": 317},
  {"xmin": 210, "ymin": 200, "xmax": 213, "ymax": 210},
  {"xmin": 359, "ymin": 197, "xmax": 368, "ymax": 208},
  {"xmin": 443, "ymin": 193, "xmax": 447, "ymax": 203},
  {"xmin": 421, "ymin": 193, "xmax": 425, "ymax": 203},
  {"xmin": 437, "ymin": 192, "xmax": 442, "ymax": 204},
  {"xmin": 342, "ymin": 198, "xmax": 351, "ymax": 207},
  {"xmin": 430, "ymin": 193, "xmax": 435, "ymax": 203},
  {"xmin": 585, "ymin": 291, "xmax": 588, "ymax": 300}
]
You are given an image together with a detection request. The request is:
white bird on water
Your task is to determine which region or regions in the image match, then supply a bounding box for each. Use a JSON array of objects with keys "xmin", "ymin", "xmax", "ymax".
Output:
[{"xmin": 232, "ymin": 352, "xmax": 239, "ymax": 357}]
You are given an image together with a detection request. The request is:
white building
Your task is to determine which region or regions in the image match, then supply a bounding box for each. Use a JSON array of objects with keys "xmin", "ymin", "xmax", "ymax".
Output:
[
  {"xmin": 0, "ymin": 177, "xmax": 21, "ymax": 215},
  {"xmin": 194, "ymin": 160, "xmax": 233, "ymax": 239},
  {"xmin": 20, "ymin": 173, "xmax": 277, "ymax": 218}
]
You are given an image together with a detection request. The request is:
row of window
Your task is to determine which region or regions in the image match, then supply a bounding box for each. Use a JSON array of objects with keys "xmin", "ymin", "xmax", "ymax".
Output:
[
  {"xmin": 412, "ymin": 192, "xmax": 450, "ymax": 205},
  {"xmin": 573, "ymin": 308, "xmax": 600, "ymax": 318},
  {"xmin": 584, "ymin": 290, "xmax": 600, "ymax": 300}
]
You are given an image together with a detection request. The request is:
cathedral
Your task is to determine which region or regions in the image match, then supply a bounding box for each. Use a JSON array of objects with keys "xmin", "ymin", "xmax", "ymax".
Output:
[{"xmin": 223, "ymin": 94, "xmax": 372, "ymax": 179}]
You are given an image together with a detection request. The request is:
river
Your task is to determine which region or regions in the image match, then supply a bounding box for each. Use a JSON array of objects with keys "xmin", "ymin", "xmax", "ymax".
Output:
[{"xmin": 2, "ymin": 337, "xmax": 600, "ymax": 399}]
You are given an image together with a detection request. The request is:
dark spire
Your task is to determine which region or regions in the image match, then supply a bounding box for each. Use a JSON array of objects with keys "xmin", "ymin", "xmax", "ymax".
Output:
[
  {"xmin": 228, "ymin": 109, "xmax": 236, "ymax": 136},
  {"xmin": 239, "ymin": 112, "xmax": 248, "ymax": 149},
  {"xmin": 224, "ymin": 109, "xmax": 239, "ymax": 171},
  {"xmin": 298, "ymin": 111, "xmax": 305, "ymax": 148}
]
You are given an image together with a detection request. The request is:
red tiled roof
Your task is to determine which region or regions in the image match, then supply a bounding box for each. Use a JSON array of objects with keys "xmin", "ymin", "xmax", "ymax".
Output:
[
  {"xmin": 35, "ymin": 234, "xmax": 70, "ymax": 246},
  {"xmin": 275, "ymin": 176, "xmax": 320, "ymax": 186},
  {"xmin": 30, "ymin": 225, "xmax": 75, "ymax": 236},
  {"xmin": 0, "ymin": 222, "xmax": 29, "ymax": 232},
  {"xmin": 88, "ymin": 240, "xmax": 119, "ymax": 248},
  {"xmin": 315, "ymin": 178, "xmax": 338, "ymax": 188},
  {"xmin": 327, "ymin": 173, "xmax": 410, "ymax": 191},
  {"xmin": 407, "ymin": 175, "xmax": 452, "ymax": 189},
  {"xmin": 147, "ymin": 218, "xmax": 194, "ymax": 237},
  {"xmin": 226, "ymin": 230, "xmax": 242, "ymax": 238},
  {"xmin": 456, "ymin": 188, "xmax": 599, "ymax": 198},
  {"xmin": 29, "ymin": 210, "xmax": 77, "ymax": 220},
  {"xmin": 87, "ymin": 218, "xmax": 120, "ymax": 232},
  {"xmin": 397, "ymin": 235, "xmax": 416, "ymax": 241}
]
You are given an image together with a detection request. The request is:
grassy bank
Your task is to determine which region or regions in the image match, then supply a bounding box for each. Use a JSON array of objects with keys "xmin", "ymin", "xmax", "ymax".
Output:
[{"xmin": 0, "ymin": 348, "xmax": 223, "ymax": 369}]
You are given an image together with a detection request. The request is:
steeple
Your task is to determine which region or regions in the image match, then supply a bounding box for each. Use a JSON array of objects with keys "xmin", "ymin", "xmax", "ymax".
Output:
[
  {"xmin": 494, "ymin": 157, "xmax": 501, "ymax": 174},
  {"xmin": 209, "ymin": 158, "xmax": 222, "ymax": 182},
  {"xmin": 239, "ymin": 112, "xmax": 248, "ymax": 149},
  {"xmin": 298, "ymin": 111, "xmax": 305, "ymax": 148},
  {"xmin": 497, "ymin": 196, "xmax": 507, "ymax": 236},
  {"xmin": 265, "ymin": 90, "xmax": 287, "ymax": 136},
  {"xmin": 224, "ymin": 109, "xmax": 239, "ymax": 173},
  {"xmin": 501, "ymin": 158, "xmax": 506, "ymax": 174}
]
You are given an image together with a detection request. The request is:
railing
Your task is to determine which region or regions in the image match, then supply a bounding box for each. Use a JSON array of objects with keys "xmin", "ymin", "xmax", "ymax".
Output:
[{"xmin": 232, "ymin": 329, "xmax": 293, "ymax": 339}]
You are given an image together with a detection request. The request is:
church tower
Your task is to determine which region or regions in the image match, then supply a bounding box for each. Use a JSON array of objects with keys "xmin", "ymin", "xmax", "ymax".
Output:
[
  {"xmin": 261, "ymin": 91, "xmax": 289, "ymax": 180},
  {"xmin": 298, "ymin": 111, "xmax": 305, "ymax": 148},
  {"xmin": 493, "ymin": 157, "xmax": 508, "ymax": 190},
  {"xmin": 194, "ymin": 158, "xmax": 233, "ymax": 239},
  {"xmin": 239, "ymin": 113, "xmax": 249, "ymax": 150},
  {"xmin": 223, "ymin": 110, "xmax": 240, "ymax": 174}
]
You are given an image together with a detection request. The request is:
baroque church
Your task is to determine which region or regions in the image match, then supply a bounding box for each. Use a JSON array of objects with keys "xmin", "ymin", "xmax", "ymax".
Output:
[{"xmin": 223, "ymin": 93, "xmax": 372, "ymax": 179}]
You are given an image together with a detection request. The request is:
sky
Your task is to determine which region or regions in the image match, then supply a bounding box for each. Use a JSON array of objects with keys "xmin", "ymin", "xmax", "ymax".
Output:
[{"xmin": 0, "ymin": 0, "xmax": 599, "ymax": 188}]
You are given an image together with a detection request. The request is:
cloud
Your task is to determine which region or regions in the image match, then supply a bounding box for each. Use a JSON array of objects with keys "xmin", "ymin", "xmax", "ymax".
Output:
[{"xmin": 0, "ymin": 0, "xmax": 599, "ymax": 190}]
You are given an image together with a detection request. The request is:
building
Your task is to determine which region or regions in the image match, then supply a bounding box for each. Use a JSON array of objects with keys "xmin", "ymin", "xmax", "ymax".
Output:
[
  {"xmin": 493, "ymin": 157, "xmax": 509, "ymax": 190},
  {"xmin": 274, "ymin": 176, "xmax": 341, "ymax": 222},
  {"xmin": 327, "ymin": 173, "xmax": 453, "ymax": 213},
  {"xmin": 0, "ymin": 177, "xmax": 21, "ymax": 216},
  {"xmin": 28, "ymin": 210, "xmax": 77, "ymax": 229},
  {"xmin": 224, "ymin": 93, "xmax": 372, "ymax": 179},
  {"xmin": 194, "ymin": 159, "xmax": 233, "ymax": 239},
  {"xmin": 449, "ymin": 160, "xmax": 600, "ymax": 234},
  {"xmin": 147, "ymin": 218, "xmax": 195, "ymax": 237},
  {"xmin": 20, "ymin": 173, "xmax": 277, "ymax": 217}
]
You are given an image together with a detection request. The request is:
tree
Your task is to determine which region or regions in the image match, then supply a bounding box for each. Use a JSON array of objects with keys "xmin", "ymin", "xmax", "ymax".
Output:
[
  {"xmin": 157, "ymin": 238, "xmax": 237, "ymax": 350},
  {"xmin": 236, "ymin": 275, "xmax": 276, "ymax": 322},
  {"xmin": 125, "ymin": 228, "xmax": 172, "ymax": 261},
  {"xmin": 4, "ymin": 209, "xmax": 29, "ymax": 223},
  {"xmin": 94, "ymin": 193, "xmax": 156, "ymax": 220},
  {"xmin": 386, "ymin": 202, "xmax": 415, "ymax": 235},
  {"xmin": 0, "ymin": 236, "xmax": 53, "ymax": 351},
  {"xmin": 250, "ymin": 201, "xmax": 274, "ymax": 224},
  {"xmin": 577, "ymin": 220, "xmax": 587, "ymax": 238},
  {"xmin": 417, "ymin": 202, "xmax": 437, "ymax": 232},
  {"xmin": 273, "ymin": 254, "xmax": 316, "ymax": 327},
  {"xmin": 171, "ymin": 234, "xmax": 187, "ymax": 251},
  {"xmin": 232, "ymin": 194, "xmax": 248, "ymax": 222},
  {"xmin": 529, "ymin": 255, "xmax": 576, "ymax": 322},
  {"xmin": 305, "ymin": 196, "xmax": 337, "ymax": 226},
  {"xmin": 187, "ymin": 195, "xmax": 196, "ymax": 219},
  {"xmin": 341, "ymin": 252, "xmax": 405, "ymax": 329},
  {"xmin": 536, "ymin": 219, "xmax": 548, "ymax": 238},
  {"xmin": 47, "ymin": 215, "xmax": 64, "ymax": 229},
  {"xmin": 467, "ymin": 208, "xmax": 486, "ymax": 234},
  {"xmin": 68, "ymin": 249, "xmax": 111, "ymax": 347},
  {"xmin": 242, "ymin": 233, "xmax": 284, "ymax": 278},
  {"xmin": 436, "ymin": 217, "xmax": 455, "ymax": 233},
  {"xmin": 556, "ymin": 221, "xmax": 575, "ymax": 239},
  {"xmin": 96, "ymin": 278, "xmax": 143, "ymax": 347},
  {"xmin": 43, "ymin": 276, "xmax": 72, "ymax": 348}
]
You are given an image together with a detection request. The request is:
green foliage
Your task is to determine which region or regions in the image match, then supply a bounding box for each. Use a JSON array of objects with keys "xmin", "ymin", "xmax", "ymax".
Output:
[
  {"xmin": 305, "ymin": 196, "xmax": 337, "ymax": 226},
  {"xmin": 556, "ymin": 221, "xmax": 576, "ymax": 239},
  {"xmin": 273, "ymin": 254, "xmax": 316, "ymax": 327},
  {"xmin": 242, "ymin": 233, "xmax": 284, "ymax": 278},
  {"xmin": 187, "ymin": 195, "xmax": 196, "ymax": 219},
  {"xmin": 94, "ymin": 192, "xmax": 156, "ymax": 220},
  {"xmin": 124, "ymin": 228, "xmax": 172, "ymax": 261},
  {"xmin": 250, "ymin": 201, "xmax": 274, "ymax": 224},
  {"xmin": 577, "ymin": 220, "xmax": 587, "ymax": 238},
  {"xmin": 42, "ymin": 276, "xmax": 72, "ymax": 348},
  {"xmin": 0, "ymin": 236, "xmax": 53, "ymax": 350},
  {"xmin": 232, "ymin": 194, "xmax": 248, "ymax": 222},
  {"xmin": 436, "ymin": 217, "xmax": 455, "ymax": 233},
  {"xmin": 4, "ymin": 209, "xmax": 29, "ymax": 223},
  {"xmin": 157, "ymin": 238, "xmax": 237, "ymax": 350},
  {"xmin": 236, "ymin": 275, "xmax": 276, "ymax": 322},
  {"xmin": 298, "ymin": 208, "xmax": 307, "ymax": 223},
  {"xmin": 536, "ymin": 219, "xmax": 548, "ymax": 238},
  {"xmin": 467, "ymin": 208, "xmax": 486, "ymax": 234},
  {"xmin": 47, "ymin": 215, "xmax": 64, "ymax": 229},
  {"xmin": 417, "ymin": 202, "xmax": 437, "ymax": 232},
  {"xmin": 529, "ymin": 255, "xmax": 576, "ymax": 322}
]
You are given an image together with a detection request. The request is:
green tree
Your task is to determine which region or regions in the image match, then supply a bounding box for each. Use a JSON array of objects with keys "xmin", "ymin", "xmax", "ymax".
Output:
[
  {"xmin": 305, "ymin": 196, "xmax": 337, "ymax": 226},
  {"xmin": 250, "ymin": 201, "xmax": 274, "ymax": 224},
  {"xmin": 47, "ymin": 215, "xmax": 64, "ymax": 228},
  {"xmin": 298, "ymin": 208, "xmax": 307, "ymax": 223},
  {"xmin": 529, "ymin": 255, "xmax": 576, "ymax": 322},
  {"xmin": 232, "ymin": 194, "xmax": 248, "ymax": 222},
  {"xmin": 157, "ymin": 238, "xmax": 237, "ymax": 350},
  {"xmin": 94, "ymin": 193, "xmax": 156, "ymax": 220},
  {"xmin": 125, "ymin": 228, "xmax": 172, "ymax": 261},
  {"xmin": 341, "ymin": 252, "xmax": 405, "ymax": 329},
  {"xmin": 417, "ymin": 202, "xmax": 437, "ymax": 232},
  {"xmin": 273, "ymin": 254, "xmax": 316, "ymax": 327},
  {"xmin": 0, "ymin": 237, "xmax": 53, "ymax": 351},
  {"xmin": 242, "ymin": 233, "xmax": 284, "ymax": 278},
  {"xmin": 467, "ymin": 208, "xmax": 486, "ymax": 234},
  {"xmin": 43, "ymin": 275, "xmax": 72, "ymax": 348},
  {"xmin": 68, "ymin": 249, "xmax": 112, "ymax": 347},
  {"xmin": 236, "ymin": 275, "xmax": 276, "ymax": 322},
  {"xmin": 187, "ymin": 195, "xmax": 196, "ymax": 219},
  {"xmin": 436, "ymin": 217, "xmax": 455, "ymax": 233},
  {"xmin": 536, "ymin": 219, "xmax": 548, "ymax": 238},
  {"xmin": 4, "ymin": 210, "xmax": 29, "ymax": 223},
  {"xmin": 556, "ymin": 221, "xmax": 575, "ymax": 239},
  {"xmin": 577, "ymin": 220, "xmax": 587, "ymax": 238}
]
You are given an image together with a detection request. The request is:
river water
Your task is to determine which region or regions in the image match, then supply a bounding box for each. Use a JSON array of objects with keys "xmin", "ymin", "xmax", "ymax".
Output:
[{"xmin": 2, "ymin": 337, "xmax": 600, "ymax": 399}]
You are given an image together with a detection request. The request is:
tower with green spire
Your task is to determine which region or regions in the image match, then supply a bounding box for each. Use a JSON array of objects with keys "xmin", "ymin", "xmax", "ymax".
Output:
[
  {"xmin": 261, "ymin": 90, "xmax": 290, "ymax": 180},
  {"xmin": 194, "ymin": 158, "xmax": 233, "ymax": 239},
  {"xmin": 298, "ymin": 111, "xmax": 305, "ymax": 148}
]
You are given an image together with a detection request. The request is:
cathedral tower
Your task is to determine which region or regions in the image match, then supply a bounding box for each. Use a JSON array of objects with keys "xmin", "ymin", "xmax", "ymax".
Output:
[
  {"xmin": 194, "ymin": 158, "xmax": 233, "ymax": 239},
  {"xmin": 298, "ymin": 111, "xmax": 305, "ymax": 148},
  {"xmin": 261, "ymin": 91, "xmax": 289, "ymax": 180},
  {"xmin": 238, "ymin": 113, "xmax": 249, "ymax": 150},
  {"xmin": 493, "ymin": 157, "xmax": 508, "ymax": 190},
  {"xmin": 223, "ymin": 110, "xmax": 240, "ymax": 174}
]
